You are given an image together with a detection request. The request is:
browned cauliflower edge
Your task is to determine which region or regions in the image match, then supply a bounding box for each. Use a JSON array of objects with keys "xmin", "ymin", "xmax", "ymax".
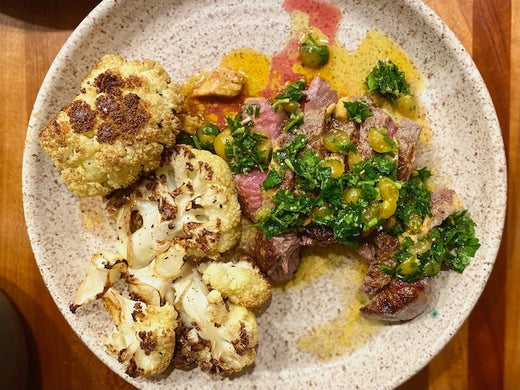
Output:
[
  {"xmin": 39, "ymin": 54, "xmax": 185, "ymax": 197},
  {"xmin": 102, "ymin": 288, "xmax": 178, "ymax": 378},
  {"xmin": 113, "ymin": 144, "xmax": 242, "ymax": 267}
]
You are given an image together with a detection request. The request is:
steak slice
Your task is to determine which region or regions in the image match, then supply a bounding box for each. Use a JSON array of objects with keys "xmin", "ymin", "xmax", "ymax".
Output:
[
  {"xmin": 430, "ymin": 187, "xmax": 462, "ymax": 228},
  {"xmin": 304, "ymin": 77, "xmax": 338, "ymax": 111},
  {"xmin": 234, "ymin": 169, "xmax": 267, "ymax": 222},
  {"xmin": 296, "ymin": 107, "xmax": 328, "ymax": 157},
  {"xmin": 395, "ymin": 118, "xmax": 422, "ymax": 181},
  {"xmin": 242, "ymin": 97, "xmax": 284, "ymax": 140},
  {"xmin": 252, "ymin": 232, "xmax": 301, "ymax": 283},
  {"xmin": 300, "ymin": 225, "xmax": 337, "ymax": 247},
  {"xmin": 358, "ymin": 232, "xmax": 399, "ymax": 297},
  {"xmin": 358, "ymin": 232, "xmax": 432, "ymax": 322},
  {"xmin": 360, "ymin": 278, "xmax": 432, "ymax": 321}
]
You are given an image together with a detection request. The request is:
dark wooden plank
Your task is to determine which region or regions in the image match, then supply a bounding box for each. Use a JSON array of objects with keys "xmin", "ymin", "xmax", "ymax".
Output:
[
  {"xmin": 504, "ymin": 1, "xmax": 520, "ymax": 387},
  {"xmin": 468, "ymin": 0, "xmax": 511, "ymax": 389}
]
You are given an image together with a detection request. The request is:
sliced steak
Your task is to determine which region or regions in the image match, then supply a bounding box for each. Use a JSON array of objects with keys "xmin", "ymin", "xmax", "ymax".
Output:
[
  {"xmin": 304, "ymin": 77, "xmax": 338, "ymax": 111},
  {"xmin": 358, "ymin": 232, "xmax": 432, "ymax": 321},
  {"xmin": 358, "ymin": 232, "xmax": 399, "ymax": 297},
  {"xmin": 296, "ymin": 107, "xmax": 328, "ymax": 156},
  {"xmin": 395, "ymin": 118, "xmax": 422, "ymax": 181},
  {"xmin": 300, "ymin": 225, "xmax": 337, "ymax": 247},
  {"xmin": 430, "ymin": 187, "xmax": 462, "ymax": 228},
  {"xmin": 291, "ymin": 77, "xmax": 339, "ymax": 157},
  {"xmin": 252, "ymin": 232, "xmax": 301, "ymax": 283},
  {"xmin": 233, "ymin": 98, "xmax": 286, "ymax": 222},
  {"xmin": 330, "ymin": 114, "xmax": 359, "ymax": 143},
  {"xmin": 242, "ymin": 97, "xmax": 284, "ymax": 140},
  {"xmin": 359, "ymin": 278, "xmax": 432, "ymax": 322},
  {"xmin": 358, "ymin": 105, "xmax": 397, "ymax": 159},
  {"xmin": 234, "ymin": 169, "xmax": 267, "ymax": 221}
]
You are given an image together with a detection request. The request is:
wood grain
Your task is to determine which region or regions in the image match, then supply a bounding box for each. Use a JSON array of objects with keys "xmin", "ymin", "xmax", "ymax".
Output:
[
  {"xmin": 505, "ymin": 0, "xmax": 520, "ymax": 388},
  {"xmin": 0, "ymin": 1, "xmax": 516, "ymax": 389}
]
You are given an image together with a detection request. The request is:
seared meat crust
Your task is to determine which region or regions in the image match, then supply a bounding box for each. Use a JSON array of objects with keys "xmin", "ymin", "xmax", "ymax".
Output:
[
  {"xmin": 360, "ymin": 278, "xmax": 432, "ymax": 321},
  {"xmin": 358, "ymin": 232, "xmax": 432, "ymax": 322},
  {"xmin": 252, "ymin": 232, "xmax": 301, "ymax": 283}
]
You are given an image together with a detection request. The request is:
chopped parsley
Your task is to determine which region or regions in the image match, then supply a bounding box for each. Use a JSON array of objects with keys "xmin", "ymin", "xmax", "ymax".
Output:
[
  {"xmin": 272, "ymin": 133, "xmax": 308, "ymax": 164},
  {"xmin": 256, "ymin": 135, "xmax": 398, "ymax": 246},
  {"xmin": 246, "ymin": 104, "xmax": 261, "ymax": 118},
  {"xmin": 261, "ymin": 169, "xmax": 284, "ymax": 190},
  {"xmin": 256, "ymin": 189, "xmax": 320, "ymax": 238},
  {"xmin": 284, "ymin": 111, "xmax": 305, "ymax": 133},
  {"xmin": 199, "ymin": 73, "xmax": 479, "ymax": 283},
  {"xmin": 272, "ymin": 79, "xmax": 307, "ymax": 112},
  {"xmin": 385, "ymin": 210, "xmax": 480, "ymax": 283},
  {"xmin": 255, "ymin": 132, "xmax": 480, "ymax": 277},
  {"xmin": 344, "ymin": 99, "xmax": 373, "ymax": 123},
  {"xmin": 388, "ymin": 168, "xmax": 432, "ymax": 235},
  {"xmin": 225, "ymin": 115, "xmax": 270, "ymax": 174},
  {"xmin": 365, "ymin": 59, "xmax": 411, "ymax": 102}
]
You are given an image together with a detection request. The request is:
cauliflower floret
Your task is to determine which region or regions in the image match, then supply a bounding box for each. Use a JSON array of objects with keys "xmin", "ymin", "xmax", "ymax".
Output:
[
  {"xmin": 115, "ymin": 144, "xmax": 241, "ymax": 264},
  {"xmin": 71, "ymin": 143, "xmax": 250, "ymax": 378},
  {"xmin": 156, "ymin": 145, "xmax": 241, "ymax": 257},
  {"xmin": 200, "ymin": 258, "xmax": 271, "ymax": 308},
  {"xmin": 39, "ymin": 54, "xmax": 185, "ymax": 197},
  {"xmin": 71, "ymin": 251, "xmax": 128, "ymax": 312},
  {"xmin": 102, "ymin": 288, "xmax": 178, "ymax": 378},
  {"xmin": 127, "ymin": 243, "xmax": 188, "ymax": 306},
  {"xmin": 173, "ymin": 268, "xmax": 258, "ymax": 375}
]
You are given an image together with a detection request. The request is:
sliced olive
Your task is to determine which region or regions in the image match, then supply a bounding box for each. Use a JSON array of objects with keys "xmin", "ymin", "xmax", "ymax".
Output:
[{"xmin": 300, "ymin": 35, "xmax": 329, "ymax": 68}]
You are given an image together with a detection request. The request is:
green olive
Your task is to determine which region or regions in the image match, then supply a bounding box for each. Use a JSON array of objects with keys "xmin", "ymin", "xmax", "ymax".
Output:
[
  {"xmin": 213, "ymin": 130, "xmax": 233, "ymax": 161},
  {"xmin": 407, "ymin": 238, "xmax": 432, "ymax": 256},
  {"xmin": 255, "ymin": 205, "xmax": 271, "ymax": 221},
  {"xmin": 362, "ymin": 201, "xmax": 380, "ymax": 223},
  {"xmin": 343, "ymin": 187, "xmax": 361, "ymax": 204},
  {"xmin": 300, "ymin": 35, "xmax": 330, "ymax": 68},
  {"xmin": 396, "ymin": 254, "xmax": 420, "ymax": 276},
  {"xmin": 378, "ymin": 177, "xmax": 399, "ymax": 219},
  {"xmin": 322, "ymin": 129, "xmax": 351, "ymax": 154},
  {"xmin": 347, "ymin": 151, "xmax": 364, "ymax": 170},
  {"xmin": 395, "ymin": 94, "xmax": 417, "ymax": 118},
  {"xmin": 195, "ymin": 123, "xmax": 220, "ymax": 150},
  {"xmin": 367, "ymin": 127, "xmax": 397, "ymax": 153},
  {"xmin": 311, "ymin": 206, "xmax": 332, "ymax": 219},
  {"xmin": 321, "ymin": 158, "xmax": 345, "ymax": 178}
]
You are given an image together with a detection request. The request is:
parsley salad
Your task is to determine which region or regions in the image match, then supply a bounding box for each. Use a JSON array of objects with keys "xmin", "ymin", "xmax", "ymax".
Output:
[{"xmin": 180, "ymin": 48, "xmax": 480, "ymax": 286}]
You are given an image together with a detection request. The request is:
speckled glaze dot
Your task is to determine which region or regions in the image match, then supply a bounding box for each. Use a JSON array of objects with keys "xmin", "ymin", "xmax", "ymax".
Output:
[{"xmin": 22, "ymin": 1, "xmax": 506, "ymax": 389}]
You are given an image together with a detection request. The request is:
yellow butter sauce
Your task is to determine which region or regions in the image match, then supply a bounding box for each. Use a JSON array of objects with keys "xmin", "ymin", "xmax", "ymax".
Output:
[
  {"xmin": 281, "ymin": 245, "xmax": 382, "ymax": 361},
  {"xmin": 219, "ymin": 49, "xmax": 272, "ymax": 97}
]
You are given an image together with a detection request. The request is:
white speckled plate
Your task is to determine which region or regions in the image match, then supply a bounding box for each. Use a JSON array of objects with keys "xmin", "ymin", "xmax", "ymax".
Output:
[{"xmin": 22, "ymin": 0, "xmax": 506, "ymax": 389}]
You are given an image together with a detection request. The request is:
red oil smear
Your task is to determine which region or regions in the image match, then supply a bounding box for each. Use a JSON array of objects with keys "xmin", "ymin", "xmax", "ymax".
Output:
[
  {"xmin": 283, "ymin": 0, "xmax": 342, "ymax": 42},
  {"xmin": 260, "ymin": 0, "xmax": 342, "ymax": 97},
  {"xmin": 186, "ymin": 0, "xmax": 343, "ymax": 120},
  {"xmin": 263, "ymin": 37, "xmax": 304, "ymax": 98},
  {"xmin": 185, "ymin": 97, "xmax": 242, "ymax": 127}
]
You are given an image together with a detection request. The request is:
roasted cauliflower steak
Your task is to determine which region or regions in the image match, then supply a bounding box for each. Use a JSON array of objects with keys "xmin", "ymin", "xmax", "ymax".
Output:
[{"xmin": 39, "ymin": 54, "xmax": 184, "ymax": 197}]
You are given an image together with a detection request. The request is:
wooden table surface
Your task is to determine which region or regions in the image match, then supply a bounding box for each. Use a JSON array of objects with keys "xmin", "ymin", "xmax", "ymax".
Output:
[{"xmin": 0, "ymin": 0, "xmax": 517, "ymax": 389}]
